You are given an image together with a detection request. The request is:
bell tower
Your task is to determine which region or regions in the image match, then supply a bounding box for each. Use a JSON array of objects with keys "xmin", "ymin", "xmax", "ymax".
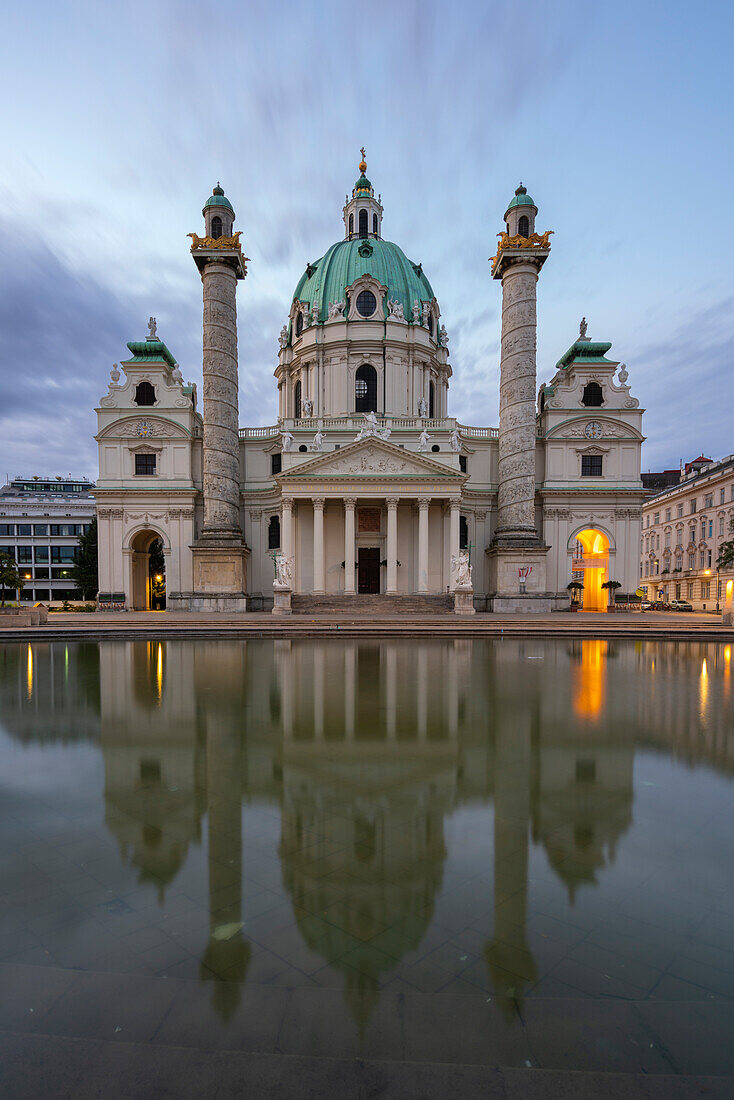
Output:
[
  {"xmin": 342, "ymin": 148, "xmax": 384, "ymax": 240},
  {"xmin": 188, "ymin": 184, "xmax": 250, "ymax": 610}
]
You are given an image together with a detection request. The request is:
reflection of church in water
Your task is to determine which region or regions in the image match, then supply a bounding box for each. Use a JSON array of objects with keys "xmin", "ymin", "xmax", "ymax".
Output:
[{"xmin": 3, "ymin": 637, "xmax": 733, "ymax": 1023}]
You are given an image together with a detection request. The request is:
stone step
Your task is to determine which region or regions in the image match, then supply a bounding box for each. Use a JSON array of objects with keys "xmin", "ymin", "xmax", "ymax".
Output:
[{"xmin": 291, "ymin": 594, "xmax": 454, "ymax": 615}]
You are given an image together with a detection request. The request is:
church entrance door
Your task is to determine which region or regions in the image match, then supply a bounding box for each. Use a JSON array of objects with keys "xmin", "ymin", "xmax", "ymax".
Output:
[{"xmin": 358, "ymin": 548, "xmax": 380, "ymax": 594}]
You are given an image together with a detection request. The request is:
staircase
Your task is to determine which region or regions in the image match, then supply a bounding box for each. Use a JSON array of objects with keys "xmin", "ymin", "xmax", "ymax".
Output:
[{"xmin": 291, "ymin": 594, "xmax": 454, "ymax": 616}]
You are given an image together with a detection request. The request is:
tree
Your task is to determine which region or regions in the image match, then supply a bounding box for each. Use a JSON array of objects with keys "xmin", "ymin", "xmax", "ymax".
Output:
[
  {"xmin": 601, "ymin": 579, "xmax": 622, "ymax": 607},
  {"xmin": 0, "ymin": 550, "xmax": 24, "ymax": 607},
  {"xmin": 567, "ymin": 580, "xmax": 584, "ymax": 605},
  {"xmin": 717, "ymin": 518, "xmax": 734, "ymax": 572},
  {"xmin": 71, "ymin": 516, "xmax": 98, "ymax": 600}
]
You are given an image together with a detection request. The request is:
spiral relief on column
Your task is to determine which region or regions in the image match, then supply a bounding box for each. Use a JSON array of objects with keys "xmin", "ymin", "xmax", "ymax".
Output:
[{"xmin": 202, "ymin": 264, "xmax": 242, "ymax": 535}]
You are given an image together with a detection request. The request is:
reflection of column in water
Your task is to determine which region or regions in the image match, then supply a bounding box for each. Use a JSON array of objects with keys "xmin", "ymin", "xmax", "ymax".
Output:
[
  {"xmin": 416, "ymin": 645, "xmax": 428, "ymax": 739},
  {"xmin": 344, "ymin": 644, "xmax": 355, "ymax": 740},
  {"xmin": 446, "ymin": 642, "xmax": 459, "ymax": 740},
  {"xmin": 200, "ymin": 714, "xmax": 249, "ymax": 1020},
  {"xmin": 385, "ymin": 644, "xmax": 397, "ymax": 740},
  {"xmin": 485, "ymin": 713, "xmax": 537, "ymax": 1012},
  {"xmin": 313, "ymin": 644, "xmax": 324, "ymax": 739},
  {"xmin": 275, "ymin": 640, "xmax": 293, "ymax": 739}
]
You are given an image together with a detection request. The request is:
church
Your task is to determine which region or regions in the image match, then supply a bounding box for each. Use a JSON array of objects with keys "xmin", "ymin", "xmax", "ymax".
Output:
[{"xmin": 93, "ymin": 154, "xmax": 645, "ymax": 613}]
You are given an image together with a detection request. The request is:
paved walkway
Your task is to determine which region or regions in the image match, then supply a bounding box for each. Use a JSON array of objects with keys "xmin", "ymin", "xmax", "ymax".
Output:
[{"xmin": 0, "ymin": 610, "xmax": 731, "ymax": 641}]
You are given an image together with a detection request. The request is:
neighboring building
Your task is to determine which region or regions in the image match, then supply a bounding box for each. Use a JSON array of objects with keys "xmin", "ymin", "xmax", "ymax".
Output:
[
  {"xmin": 0, "ymin": 476, "xmax": 96, "ymax": 602},
  {"xmin": 640, "ymin": 455, "xmax": 734, "ymax": 610},
  {"xmin": 641, "ymin": 469, "xmax": 680, "ymax": 494},
  {"xmin": 94, "ymin": 158, "xmax": 645, "ymax": 613}
]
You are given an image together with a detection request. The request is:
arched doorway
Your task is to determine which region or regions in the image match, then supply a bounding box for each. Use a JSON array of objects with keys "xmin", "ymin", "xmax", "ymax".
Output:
[
  {"xmin": 572, "ymin": 528, "xmax": 609, "ymax": 612},
  {"xmin": 130, "ymin": 530, "xmax": 167, "ymax": 611}
]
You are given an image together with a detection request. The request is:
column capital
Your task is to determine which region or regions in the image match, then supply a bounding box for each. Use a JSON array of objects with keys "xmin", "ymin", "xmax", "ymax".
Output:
[
  {"xmin": 312, "ymin": 497, "xmax": 325, "ymax": 510},
  {"xmin": 449, "ymin": 499, "xmax": 460, "ymax": 513},
  {"xmin": 282, "ymin": 499, "xmax": 294, "ymax": 513},
  {"xmin": 417, "ymin": 497, "xmax": 431, "ymax": 509},
  {"xmin": 386, "ymin": 497, "xmax": 399, "ymax": 508},
  {"xmin": 344, "ymin": 497, "xmax": 357, "ymax": 509}
]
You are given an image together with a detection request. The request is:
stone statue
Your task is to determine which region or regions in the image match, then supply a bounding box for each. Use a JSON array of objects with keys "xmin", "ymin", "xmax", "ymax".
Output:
[
  {"xmin": 418, "ymin": 428, "xmax": 431, "ymax": 451},
  {"xmin": 311, "ymin": 302, "xmax": 319, "ymax": 326},
  {"xmin": 380, "ymin": 426, "xmax": 391, "ymax": 441},
  {"xmin": 387, "ymin": 298, "xmax": 405, "ymax": 322},
  {"xmin": 417, "ymin": 396, "xmax": 428, "ymax": 417},
  {"xmin": 449, "ymin": 428, "xmax": 461, "ymax": 452},
  {"xmin": 439, "ymin": 324, "xmax": 449, "ymax": 346},
  {"xmin": 422, "ymin": 303, "xmax": 430, "ymax": 328},
  {"xmin": 451, "ymin": 551, "xmax": 472, "ymax": 588},
  {"xmin": 278, "ymin": 325, "xmax": 288, "ymax": 349},
  {"xmin": 110, "ymin": 364, "xmax": 120, "ymax": 383},
  {"xmin": 356, "ymin": 410, "xmax": 379, "ymax": 440},
  {"xmin": 412, "ymin": 300, "xmax": 421, "ymax": 324},
  {"xmin": 282, "ymin": 429, "xmax": 294, "ymax": 452},
  {"xmin": 171, "ymin": 366, "xmax": 183, "ymax": 383},
  {"xmin": 327, "ymin": 300, "xmax": 345, "ymax": 320},
  {"xmin": 618, "ymin": 363, "xmax": 629, "ymax": 384},
  {"xmin": 274, "ymin": 553, "xmax": 293, "ymax": 588},
  {"xmin": 147, "ymin": 316, "xmax": 157, "ymax": 339},
  {"xmin": 312, "ymin": 429, "xmax": 324, "ymax": 451},
  {"xmin": 579, "ymin": 316, "xmax": 588, "ymax": 339},
  {"xmin": 302, "ymin": 399, "xmax": 313, "ymax": 418}
]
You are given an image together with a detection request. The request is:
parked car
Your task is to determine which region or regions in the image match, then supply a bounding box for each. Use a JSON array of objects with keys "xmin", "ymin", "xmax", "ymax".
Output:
[
  {"xmin": 640, "ymin": 601, "xmax": 652, "ymax": 611},
  {"xmin": 670, "ymin": 599, "xmax": 693, "ymax": 611}
]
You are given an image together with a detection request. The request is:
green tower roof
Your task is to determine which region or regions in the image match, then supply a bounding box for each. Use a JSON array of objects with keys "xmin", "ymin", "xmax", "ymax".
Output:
[
  {"xmin": 505, "ymin": 183, "xmax": 535, "ymax": 214},
  {"xmin": 291, "ymin": 237, "xmax": 435, "ymax": 328},
  {"xmin": 203, "ymin": 183, "xmax": 234, "ymax": 213},
  {"xmin": 354, "ymin": 173, "xmax": 372, "ymax": 192}
]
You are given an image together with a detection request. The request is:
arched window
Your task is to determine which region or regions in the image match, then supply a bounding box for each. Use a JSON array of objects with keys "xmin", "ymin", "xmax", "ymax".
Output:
[
  {"xmin": 294, "ymin": 380, "xmax": 302, "ymax": 419},
  {"xmin": 539, "ymin": 389, "xmax": 545, "ymax": 412},
  {"xmin": 358, "ymin": 209, "xmax": 368, "ymax": 238},
  {"xmin": 348, "ymin": 213, "xmax": 354, "ymax": 236},
  {"xmin": 356, "ymin": 290, "xmax": 377, "ymax": 317},
  {"xmin": 582, "ymin": 382, "xmax": 604, "ymax": 407},
  {"xmin": 459, "ymin": 516, "xmax": 468, "ymax": 550},
  {"xmin": 295, "ymin": 311, "xmax": 303, "ymax": 337},
  {"xmin": 372, "ymin": 213, "xmax": 378, "ymax": 235},
  {"xmin": 355, "ymin": 364, "xmax": 377, "ymax": 413},
  {"xmin": 427, "ymin": 313, "xmax": 433, "ymax": 336},
  {"xmin": 211, "ymin": 215, "xmax": 223, "ymax": 240},
  {"xmin": 267, "ymin": 515, "xmax": 280, "ymax": 549},
  {"xmin": 429, "ymin": 381, "xmax": 435, "ymax": 419},
  {"xmin": 518, "ymin": 215, "xmax": 529, "ymax": 238},
  {"xmin": 134, "ymin": 381, "xmax": 156, "ymax": 406}
]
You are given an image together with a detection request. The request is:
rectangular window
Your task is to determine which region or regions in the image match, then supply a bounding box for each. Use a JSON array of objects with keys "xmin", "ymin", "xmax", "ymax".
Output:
[
  {"xmin": 705, "ymin": 494, "xmax": 713, "ymax": 508},
  {"xmin": 51, "ymin": 546, "xmax": 76, "ymax": 564},
  {"xmin": 721, "ymin": 488, "xmax": 726, "ymax": 505},
  {"xmin": 0, "ymin": 524, "xmax": 14, "ymax": 536},
  {"xmin": 688, "ymin": 552, "xmax": 695, "ymax": 569},
  {"xmin": 33, "ymin": 589, "xmax": 50, "ymax": 602},
  {"xmin": 34, "ymin": 524, "xmax": 48, "ymax": 536},
  {"xmin": 720, "ymin": 517, "xmax": 725, "ymax": 537},
  {"xmin": 16, "ymin": 546, "xmax": 32, "ymax": 564},
  {"xmin": 677, "ymin": 504, "xmax": 683, "ymax": 518},
  {"xmin": 271, "ymin": 453, "xmax": 282, "ymax": 475},
  {"xmin": 699, "ymin": 551, "xmax": 706, "ymax": 569},
  {"xmin": 656, "ymin": 534, "xmax": 660, "ymax": 550},
  {"xmin": 665, "ymin": 509, "xmax": 671, "ymax": 522},
  {"xmin": 34, "ymin": 546, "xmax": 49, "ymax": 563},
  {"xmin": 702, "ymin": 581, "xmax": 711, "ymax": 599},
  {"xmin": 135, "ymin": 453, "xmax": 156, "ymax": 476},
  {"xmin": 687, "ymin": 583, "xmax": 694, "ymax": 598},
  {"xmin": 17, "ymin": 524, "xmax": 32, "ymax": 537},
  {"xmin": 654, "ymin": 513, "xmax": 660, "ymax": 525},
  {"xmin": 51, "ymin": 567, "xmax": 75, "ymax": 579},
  {"xmin": 34, "ymin": 568, "xmax": 49, "ymax": 579},
  {"xmin": 708, "ymin": 521, "xmax": 713, "ymax": 538},
  {"xmin": 459, "ymin": 455, "xmax": 467, "ymax": 474},
  {"xmin": 581, "ymin": 455, "xmax": 602, "ymax": 477},
  {"xmin": 665, "ymin": 532, "xmax": 671, "ymax": 548},
  {"xmin": 690, "ymin": 500, "xmax": 697, "ymax": 514}
]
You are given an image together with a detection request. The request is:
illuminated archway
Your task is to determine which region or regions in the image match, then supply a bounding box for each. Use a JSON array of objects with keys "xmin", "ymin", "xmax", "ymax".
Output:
[
  {"xmin": 572, "ymin": 528, "xmax": 610, "ymax": 612},
  {"xmin": 129, "ymin": 529, "xmax": 167, "ymax": 611}
]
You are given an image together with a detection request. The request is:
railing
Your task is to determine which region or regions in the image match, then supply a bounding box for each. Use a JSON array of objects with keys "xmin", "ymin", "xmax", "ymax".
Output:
[
  {"xmin": 239, "ymin": 417, "xmax": 502, "ymax": 439},
  {"xmin": 457, "ymin": 424, "xmax": 499, "ymax": 439}
]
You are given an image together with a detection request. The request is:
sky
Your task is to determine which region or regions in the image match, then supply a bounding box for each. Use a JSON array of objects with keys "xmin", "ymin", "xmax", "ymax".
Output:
[{"xmin": 1, "ymin": 0, "xmax": 732, "ymax": 480}]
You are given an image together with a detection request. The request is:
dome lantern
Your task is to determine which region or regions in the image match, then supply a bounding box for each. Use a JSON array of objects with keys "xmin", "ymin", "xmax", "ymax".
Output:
[
  {"xmin": 202, "ymin": 182, "xmax": 235, "ymax": 240},
  {"xmin": 504, "ymin": 182, "xmax": 537, "ymax": 238},
  {"xmin": 342, "ymin": 148, "xmax": 383, "ymax": 241}
]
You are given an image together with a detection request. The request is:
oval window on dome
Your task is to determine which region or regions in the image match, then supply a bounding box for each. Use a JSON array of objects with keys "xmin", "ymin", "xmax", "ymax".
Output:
[{"xmin": 356, "ymin": 290, "xmax": 377, "ymax": 318}]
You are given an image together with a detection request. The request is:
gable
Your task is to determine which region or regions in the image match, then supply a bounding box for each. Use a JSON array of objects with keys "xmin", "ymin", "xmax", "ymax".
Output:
[
  {"xmin": 97, "ymin": 415, "xmax": 192, "ymax": 441},
  {"xmin": 278, "ymin": 438, "xmax": 463, "ymax": 481}
]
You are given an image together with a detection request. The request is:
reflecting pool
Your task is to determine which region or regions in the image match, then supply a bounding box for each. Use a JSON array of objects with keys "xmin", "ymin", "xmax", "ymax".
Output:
[{"xmin": 1, "ymin": 638, "xmax": 734, "ymax": 1084}]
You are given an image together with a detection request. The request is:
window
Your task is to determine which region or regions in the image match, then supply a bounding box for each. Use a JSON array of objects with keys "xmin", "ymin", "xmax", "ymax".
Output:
[
  {"xmin": 656, "ymin": 534, "xmax": 660, "ymax": 551},
  {"xmin": 687, "ymin": 583, "xmax": 694, "ymax": 598},
  {"xmin": 708, "ymin": 550, "xmax": 713, "ymax": 567},
  {"xmin": 295, "ymin": 310, "xmax": 303, "ymax": 337},
  {"xmin": 459, "ymin": 516, "xmax": 468, "ymax": 550},
  {"xmin": 702, "ymin": 581, "xmax": 711, "ymax": 599},
  {"xmin": 720, "ymin": 517, "xmax": 725, "ymax": 537},
  {"xmin": 348, "ymin": 213, "xmax": 353, "ymax": 236},
  {"xmin": 653, "ymin": 513, "xmax": 659, "ymax": 525},
  {"xmin": 429, "ymin": 381, "xmax": 435, "ymax": 419},
  {"xmin": 358, "ymin": 209, "xmax": 368, "ymax": 238},
  {"xmin": 51, "ymin": 546, "xmax": 76, "ymax": 563},
  {"xmin": 355, "ymin": 364, "xmax": 377, "ymax": 413},
  {"xmin": 688, "ymin": 552, "xmax": 695, "ymax": 569},
  {"xmin": 427, "ymin": 313, "xmax": 434, "ymax": 336},
  {"xmin": 34, "ymin": 546, "xmax": 49, "ymax": 563},
  {"xmin": 298, "ymin": 444, "xmax": 307, "ymax": 453},
  {"xmin": 135, "ymin": 453, "xmax": 156, "ymax": 476},
  {"xmin": 708, "ymin": 520, "xmax": 713, "ymax": 538},
  {"xmin": 268, "ymin": 516, "xmax": 280, "ymax": 549},
  {"xmin": 665, "ymin": 531, "xmax": 671, "ymax": 548},
  {"xmin": 17, "ymin": 546, "xmax": 32, "ymax": 563},
  {"xmin": 518, "ymin": 215, "xmax": 530, "ymax": 238},
  {"xmin": 721, "ymin": 488, "xmax": 726, "ymax": 505},
  {"xmin": 34, "ymin": 569, "xmax": 49, "ymax": 579},
  {"xmin": 50, "ymin": 524, "xmax": 80, "ymax": 536},
  {"xmin": 705, "ymin": 493, "xmax": 713, "ymax": 508},
  {"xmin": 0, "ymin": 524, "xmax": 13, "ymax": 536},
  {"xmin": 134, "ymin": 381, "xmax": 156, "ymax": 406},
  {"xmin": 271, "ymin": 453, "xmax": 282, "ymax": 475},
  {"xmin": 677, "ymin": 504, "xmax": 683, "ymax": 518},
  {"xmin": 644, "ymin": 562, "xmax": 649, "ymax": 576},
  {"xmin": 459, "ymin": 455, "xmax": 467, "ymax": 474},
  {"xmin": 431, "ymin": 444, "xmax": 440, "ymax": 453},
  {"xmin": 581, "ymin": 455, "xmax": 603, "ymax": 477},
  {"xmin": 582, "ymin": 382, "xmax": 603, "ymax": 407},
  {"xmin": 211, "ymin": 215, "xmax": 222, "ymax": 240},
  {"xmin": 17, "ymin": 524, "xmax": 31, "ymax": 536},
  {"xmin": 34, "ymin": 589, "xmax": 50, "ymax": 602},
  {"xmin": 665, "ymin": 509, "xmax": 671, "ymax": 522},
  {"xmin": 699, "ymin": 551, "xmax": 706, "ymax": 568},
  {"xmin": 356, "ymin": 290, "xmax": 377, "ymax": 317},
  {"xmin": 690, "ymin": 499, "xmax": 697, "ymax": 514},
  {"xmin": 34, "ymin": 524, "xmax": 48, "ymax": 536},
  {"xmin": 294, "ymin": 380, "xmax": 302, "ymax": 419}
]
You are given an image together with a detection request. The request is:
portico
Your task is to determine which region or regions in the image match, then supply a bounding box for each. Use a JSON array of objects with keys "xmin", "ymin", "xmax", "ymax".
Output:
[{"xmin": 275, "ymin": 439, "xmax": 465, "ymax": 596}]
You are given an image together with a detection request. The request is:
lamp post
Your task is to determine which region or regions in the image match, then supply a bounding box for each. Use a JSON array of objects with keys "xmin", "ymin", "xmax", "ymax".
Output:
[{"xmin": 716, "ymin": 566, "xmax": 721, "ymax": 614}]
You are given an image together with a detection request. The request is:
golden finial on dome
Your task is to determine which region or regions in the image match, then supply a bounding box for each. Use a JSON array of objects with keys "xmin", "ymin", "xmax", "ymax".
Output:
[{"xmin": 359, "ymin": 146, "xmax": 367, "ymax": 174}]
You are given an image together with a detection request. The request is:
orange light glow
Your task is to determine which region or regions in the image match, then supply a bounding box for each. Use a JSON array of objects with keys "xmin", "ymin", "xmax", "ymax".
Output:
[
  {"xmin": 573, "ymin": 529, "xmax": 610, "ymax": 611},
  {"xmin": 573, "ymin": 639, "xmax": 608, "ymax": 720},
  {"xmin": 26, "ymin": 645, "xmax": 33, "ymax": 700}
]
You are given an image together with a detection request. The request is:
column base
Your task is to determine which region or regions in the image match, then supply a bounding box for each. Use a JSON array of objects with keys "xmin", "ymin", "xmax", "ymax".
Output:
[
  {"xmin": 453, "ymin": 586, "xmax": 476, "ymax": 615},
  {"xmin": 486, "ymin": 545, "xmax": 565, "ymax": 614},
  {"xmin": 186, "ymin": 539, "xmax": 250, "ymax": 612},
  {"xmin": 272, "ymin": 585, "xmax": 292, "ymax": 615}
]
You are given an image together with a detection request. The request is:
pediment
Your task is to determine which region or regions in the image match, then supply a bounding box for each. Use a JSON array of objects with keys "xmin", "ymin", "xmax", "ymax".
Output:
[
  {"xmin": 278, "ymin": 437, "xmax": 463, "ymax": 480},
  {"xmin": 97, "ymin": 415, "xmax": 191, "ymax": 441},
  {"xmin": 545, "ymin": 416, "xmax": 643, "ymax": 442}
]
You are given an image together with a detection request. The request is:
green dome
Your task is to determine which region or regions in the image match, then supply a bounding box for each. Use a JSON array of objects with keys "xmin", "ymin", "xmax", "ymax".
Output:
[
  {"xmin": 505, "ymin": 184, "xmax": 535, "ymax": 213},
  {"xmin": 291, "ymin": 237, "xmax": 435, "ymax": 327},
  {"xmin": 354, "ymin": 173, "xmax": 372, "ymax": 192},
  {"xmin": 203, "ymin": 183, "xmax": 234, "ymax": 213}
]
